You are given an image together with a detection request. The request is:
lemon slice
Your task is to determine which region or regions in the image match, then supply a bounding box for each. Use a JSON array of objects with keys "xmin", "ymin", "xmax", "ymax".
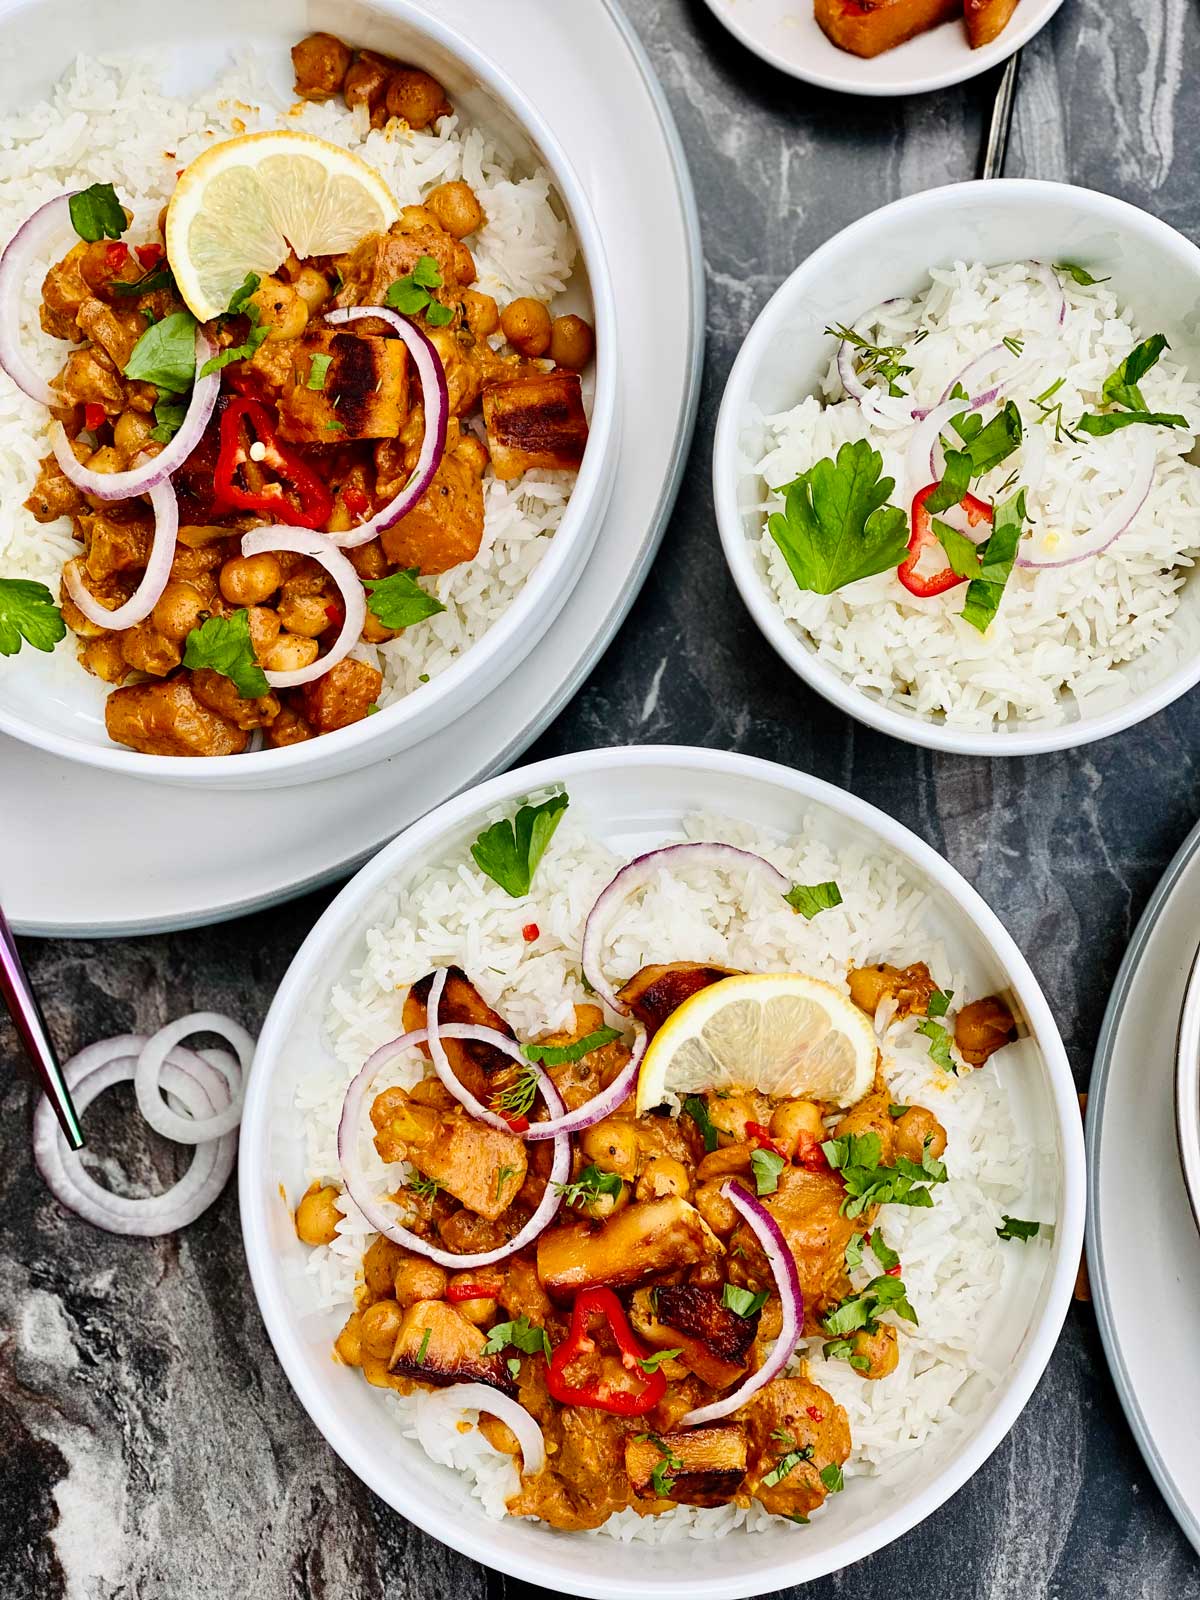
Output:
[
  {"xmin": 635, "ymin": 973, "xmax": 877, "ymax": 1115},
  {"xmin": 166, "ymin": 131, "xmax": 399, "ymax": 321}
]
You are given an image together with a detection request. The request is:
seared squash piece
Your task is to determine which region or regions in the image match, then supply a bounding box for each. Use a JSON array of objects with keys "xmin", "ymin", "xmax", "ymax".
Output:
[
  {"xmin": 388, "ymin": 1300, "xmax": 516, "ymax": 1392},
  {"xmin": 814, "ymin": 0, "xmax": 961, "ymax": 57},
  {"xmin": 625, "ymin": 1426, "xmax": 748, "ymax": 1506},
  {"xmin": 964, "ymin": 0, "xmax": 1019, "ymax": 46}
]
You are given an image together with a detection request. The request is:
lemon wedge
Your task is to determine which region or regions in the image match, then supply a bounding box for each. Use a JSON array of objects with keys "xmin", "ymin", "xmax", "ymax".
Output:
[
  {"xmin": 635, "ymin": 972, "xmax": 877, "ymax": 1115},
  {"xmin": 166, "ymin": 131, "xmax": 399, "ymax": 321}
]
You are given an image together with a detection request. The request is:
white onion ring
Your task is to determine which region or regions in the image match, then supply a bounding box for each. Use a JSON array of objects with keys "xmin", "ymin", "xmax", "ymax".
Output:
[
  {"xmin": 679, "ymin": 1180, "xmax": 804, "ymax": 1427},
  {"xmin": 49, "ymin": 329, "xmax": 219, "ymax": 499},
  {"xmin": 240, "ymin": 526, "xmax": 366, "ymax": 688},
  {"xmin": 905, "ymin": 399, "xmax": 961, "ymax": 500},
  {"xmin": 0, "ymin": 191, "xmax": 80, "ymax": 406},
  {"xmin": 1016, "ymin": 431, "xmax": 1157, "ymax": 569},
  {"xmin": 32, "ymin": 1037, "xmax": 238, "ymax": 1235},
  {"xmin": 62, "ymin": 473, "xmax": 178, "ymax": 631},
  {"xmin": 417, "ymin": 1382, "xmax": 546, "ymax": 1477},
  {"xmin": 321, "ymin": 305, "xmax": 449, "ymax": 548},
  {"xmin": 135, "ymin": 1011, "xmax": 253, "ymax": 1144},
  {"xmin": 937, "ymin": 343, "xmax": 1011, "ymax": 408},
  {"xmin": 336, "ymin": 1027, "xmax": 570, "ymax": 1269}
]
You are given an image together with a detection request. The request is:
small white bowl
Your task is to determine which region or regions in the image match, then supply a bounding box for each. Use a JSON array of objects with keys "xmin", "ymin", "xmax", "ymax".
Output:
[
  {"xmin": 714, "ymin": 179, "xmax": 1200, "ymax": 757},
  {"xmin": 239, "ymin": 744, "xmax": 1085, "ymax": 1600},
  {"xmin": 0, "ymin": 0, "xmax": 618, "ymax": 790}
]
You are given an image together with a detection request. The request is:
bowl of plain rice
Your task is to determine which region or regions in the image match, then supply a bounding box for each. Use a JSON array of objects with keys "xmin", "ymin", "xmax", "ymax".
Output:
[
  {"xmin": 0, "ymin": 0, "xmax": 616, "ymax": 788},
  {"xmin": 714, "ymin": 180, "xmax": 1200, "ymax": 756},
  {"xmin": 239, "ymin": 747, "xmax": 1084, "ymax": 1598}
]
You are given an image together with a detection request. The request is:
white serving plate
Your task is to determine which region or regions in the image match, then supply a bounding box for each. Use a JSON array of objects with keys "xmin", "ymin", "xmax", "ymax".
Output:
[
  {"xmin": 239, "ymin": 745, "xmax": 1085, "ymax": 1600},
  {"xmin": 0, "ymin": 0, "xmax": 703, "ymax": 934},
  {"xmin": 698, "ymin": 0, "xmax": 1063, "ymax": 96},
  {"xmin": 1174, "ymin": 941, "xmax": 1200, "ymax": 1233}
]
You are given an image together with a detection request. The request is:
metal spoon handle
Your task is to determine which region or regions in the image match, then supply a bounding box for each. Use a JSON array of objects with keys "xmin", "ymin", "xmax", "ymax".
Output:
[
  {"xmin": 0, "ymin": 906, "xmax": 84, "ymax": 1150},
  {"xmin": 981, "ymin": 52, "xmax": 1021, "ymax": 181}
]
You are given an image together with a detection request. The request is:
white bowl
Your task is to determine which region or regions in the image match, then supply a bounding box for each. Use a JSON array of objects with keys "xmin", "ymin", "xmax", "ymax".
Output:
[
  {"xmin": 698, "ymin": 0, "xmax": 1063, "ymax": 97},
  {"xmin": 714, "ymin": 179, "xmax": 1200, "ymax": 757},
  {"xmin": 0, "ymin": 0, "xmax": 618, "ymax": 789},
  {"xmin": 1174, "ymin": 939, "xmax": 1200, "ymax": 1234},
  {"xmin": 239, "ymin": 744, "xmax": 1085, "ymax": 1599}
]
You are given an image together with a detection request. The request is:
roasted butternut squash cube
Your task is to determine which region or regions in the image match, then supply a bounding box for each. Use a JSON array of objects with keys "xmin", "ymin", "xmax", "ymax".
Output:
[
  {"xmin": 625, "ymin": 1426, "xmax": 748, "ymax": 1507},
  {"xmin": 814, "ymin": 0, "xmax": 961, "ymax": 57},
  {"xmin": 482, "ymin": 370, "xmax": 589, "ymax": 480},
  {"xmin": 964, "ymin": 0, "xmax": 1019, "ymax": 46}
]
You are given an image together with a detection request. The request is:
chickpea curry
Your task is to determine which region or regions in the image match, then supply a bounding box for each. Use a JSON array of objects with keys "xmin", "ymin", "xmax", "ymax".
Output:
[
  {"xmin": 296, "ymin": 956, "xmax": 1016, "ymax": 1531},
  {"xmin": 14, "ymin": 32, "xmax": 594, "ymax": 756}
]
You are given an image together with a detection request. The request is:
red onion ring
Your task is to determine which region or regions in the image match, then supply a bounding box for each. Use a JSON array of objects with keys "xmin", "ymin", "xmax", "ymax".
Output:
[
  {"xmin": 49, "ymin": 329, "xmax": 219, "ymax": 499},
  {"xmin": 417, "ymin": 1382, "xmax": 546, "ymax": 1477},
  {"xmin": 336, "ymin": 1027, "xmax": 570, "ymax": 1269},
  {"xmin": 679, "ymin": 1180, "xmax": 804, "ymax": 1427},
  {"xmin": 32, "ymin": 1036, "xmax": 238, "ymax": 1235},
  {"xmin": 135, "ymin": 1011, "xmax": 252, "ymax": 1144},
  {"xmin": 320, "ymin": 305, "xmax": 448, "ymax": 549},
  {"xmin": 62, "ymin": 474, "xmax": 178, "ymax": 631},
  {"xmin": 1016, "ymin": 431, "xmax": 1157, "ymax": 570},
  {"xmin": 240, "ymin": 526, "xmax": 366, "ymax": 688},
  {"xmin": 1031, "ymin": 262, "xmax": 1067, "ymax": 326},
  {"xmin": 581, "ymin": 843, "xmax": 791, "ymax": 1014},
  {"xmin": 936, "ymin": 344, "xmax": 1011, "ymax": 409},
  {"xmin": 0, "ymin": 191, "xmax": 80, "ymax": 406}
]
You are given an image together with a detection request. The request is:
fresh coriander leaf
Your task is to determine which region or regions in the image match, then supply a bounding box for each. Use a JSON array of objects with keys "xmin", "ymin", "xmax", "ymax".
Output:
[
  {"xmin": 149, "ymin": 396, "xmax": 187, "ymax": 444},
  {"xmin": 1054, "ymin": 262, "xmax": 1110, "ymax": 287},
  {"xmin": 887, "ymin": 1104, "xmax": 910, "ymax": 1119},
  {"xmin": 844, "ymin": 1233, "xmax": 864, "ymax": 1273},
  {"xmin": 721, "ymin": 1284, "xmax": 769, "ymax": 1319},
  {"xmin": 481, "ymin": 1315, "xmax": 552, "ymax": 1360},
  {"xmin": 307, "ymin": 351, "xmax": 333, "ymax": 390},
  {"xmin": 495, "ymin": 1062, "xmax": 540, "ymax": 1121},
  {"xmin": 768, "ymin": 438, "xmax": 909, "ymax": 595},
  {"xmin": 507, "ymin": 1355, "xmax": 521, "ymax": 1379},
  {"xmin": 785, "ymin": 1512, "xmax": 811, "ymax": 1526},
  {"xmin": 522, "ymin": 1026, "xmax": 621, "ymax": 1067},
  {"xmin": 0, "ymin": 578, "xmax": 66, "ymax": 656},
  {"xmin": 425, "ymin": 300, "xmax": 455, "ymax": 328},
  {"xmin": 950, "ymin": 410, "xmax": 983, "ymax": 445},
  {"xmin": 386, "ymin": 277, "xmax": 432, "ymax": 314},
  {"xmin": 822, "ymin": 1275, "xmax": 917, "ymax": 1338},
  {"xmin": 996, "ymin": 1215, "xmax": 1042, "ymax": 1242},
  {"xmin": 924, "ymin": 449, "xmax": 973, "ymax": 515},
  {"xmin": 111, "ymin": 266, "xmax": 173, "ymax": 298},
  {"xmin": 1076, "ymin": 409, "xmax": 1186, "ymax": 436},
  {"xmin": 1102, "ymin": 333, "xmax": 1168, "ymax": 412},
  {"xmin": 470, "ymin": 793, "xmax": 569, "ymax": 898},
  {"xmin": 226, "ymin": 272, "xmax": 261, "ymax": 315},
  {"xmin": 683, "ymin": 1095, "xmax": 719, "ymax": 1153},
  {"xmin": 124, "ymin": 309, "xmax": 198, "ymax": 391},
  {"xmin": 932, "ymin": 518, "xmax": 982, "ymax": 581},
  {"xmin": 927, "ymin": 987, "xmax": 953, "ymax": 1018},
  {"xmin": 651, "ymin": 1452, "xmax": 683, "ymax": 1498},
  {"xmin": 638, "ymin": 1348, "xmax": 682, "ymax": 1373},
  {"xmin": 494, "ymin": 1164, "xmax": 517, "ymax": 1204},
  {"xmin": 182, "ymin": 609, "xmax": 269, "ymax": 699},
  {"xmin": 819, "ymin": 1463, "xmax": 845, "ymax": 1494},
  {"xmin": 764, "ymin": 1444, "xmax": 815, "ymax": 1488},
  {"xmin": 750, "ymin": 1147, "xmax": 785, "ymax": 1196},
  {"xmin": 961, "ymin": 486, "xmax": 1026, "ymax": 635},
  {"xmin": 553, "ymin": 1164, "xmax": 624, "ymax": 1210},
  {"xmin": 869, "ymin": 1230, "xmax": 900, "ymax": 1271},
  {"xmin": 69, "ymin": 182, "xmax": 125, "ymax": 242},
  {"xmin": 416, "ymin": 1328, "xmax": 432, "ymax": 1363},
  {"xmin": 784, "ymin": 880, "xmax": 843, "ymax": 920},
  {"xmin": 199, "ymin": 319, "xmax": 270, "ymax": 376},
  {"xmin": 412, "ymin": 255, "xmax": 444, "ymax": 289},
  {"xmin": 823, "ymin": 1130, "xmax": 947, "ymax": 1218},
  {"xmin": 917, "ymin": 1017, "xmax": 956, "ymax": 1074},
  {"xmin": 364, "ymin": 568, "xmax": 446, "ymax": 629}
]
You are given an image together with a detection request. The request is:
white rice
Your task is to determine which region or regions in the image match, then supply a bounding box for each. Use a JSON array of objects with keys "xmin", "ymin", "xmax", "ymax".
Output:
[
  {"xmin": 0, "ymin": 52, "xmax": 581, "ymax": 704},
  {"xmin": 298, "ymin": 802, "xmax": 1044, "ymax": 1540},
  {"xmin": 752, "ymin": 261, "xmax": 1200, "ymax": 730}
]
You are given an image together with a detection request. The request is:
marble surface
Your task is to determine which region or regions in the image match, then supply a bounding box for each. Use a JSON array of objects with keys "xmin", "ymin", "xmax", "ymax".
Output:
[{"xmin": 4, "ymin": 0, "xmax": 1200, "ymax": 1593}]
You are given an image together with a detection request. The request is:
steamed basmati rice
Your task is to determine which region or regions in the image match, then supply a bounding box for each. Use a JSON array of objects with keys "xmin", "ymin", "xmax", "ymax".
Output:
[
  {"xmin": 0, "ymin": 52, "xmax": 581, "ymax": 704},
  {"xmin": 753, "ymin": 262, "xmax": 1200, "ymax": 730},
  {"xmin": 297, "ymin": 802, "xmax": 1045, "ymax": 1540}
]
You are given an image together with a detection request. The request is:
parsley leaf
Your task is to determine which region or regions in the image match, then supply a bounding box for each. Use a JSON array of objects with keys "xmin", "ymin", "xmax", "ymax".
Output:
[
  {"xmin": 1076, "ymin": 409, "xmax": 1186, "ymax": 436},
  {"xmin": 199, "ymin": 317, "xmax": 269, "ymax": 376},
  {"xmin": 961, "ymin": 486, "xmax": 1026, "ymax": 635},
  {"xmin": 638, "ymin": 1348, "xmax": 682, "ymax": 1374},
  {"xmin": 823, "ymin": 1336, "xmax": 870, "ymax": 1373},
  {"xmin": 953, "ymin": 399, "xmax": 1023, "ymax": 477},
  {"xmin": 470, "ymin": 793, "xmax": 569, "ymax": 898},
  {"xmin": 553, "ymin": 1164, "xmax": 624, "ymax": 1210},
  {"xmin": 917, "ymin": 1016, "xmax": 957, "ymax": 1074},
  {"xmin": 643, "ymin": 1434, "xmax": 685, "ymax": 1498},
  {"xmin": 927, "ymin": 987, "xmax": 953, "ymax": 1018},
  {"xmin": 931, "ymin": 518, "xmax": 984, "ymax": 581},
  {"xmin": 307, "ymin": 351, "xmax": 333, "ymax": 390},
  {"xmin": 819, "ymin": 1463, "xmax": 845, "ymax": 1495},
  {"xmin": 69, "ymin": 182, "xmax": 125, "ymax": 242},
  {"xmin": 683, "ymin": 1095, "xmax": 719, "ymax": 1152},
  {"xmin": 996, "ymin": 1215, "xmax": 1042, "ymax": 1242},
  {"xmin": 784, "ymin": 880, "xmax": 843, "ymax": 920},
  {"xmin": 767, "ymin": 438, "xmax": 909, "ymax": 595},
  {"xmin": 507, "ymin": 1355, "xmax": 521, "ymax": 1379},
  {"xmin": 750, "ymin": 1147, "xmax": 785, "ymax": 1196},
  {"xmin": 182, "ymin": 609, "xmax": 269, "ymax": 699},
  {"xmin": 124, "ymin": 309, "xmax": 198, "ymax": 392},
  {"xmin": 721, "ymin": 1284, "xmax": 768, "ymax": 1319},
  {"xmin": 1054, "ymin": 262, "xmax": 1110, "ymax": 287},
  {"xmin": 844, "ymin": 1233, "xmax": 864, "ymax": 1273},
  {"xmin": 481, "ymin": 1315, "xmax": 552, "ymax": 1360},
  {"xmin": 523, "ymin": 1026, "xmax": 622, "ymax": 1067},
  {"xmin": 364, "ymin": 568, "xmax": 446, "ymax": 629},
  {"xmin": 0, "ymin": 578, "xmax": 66, "ymax": 656}
]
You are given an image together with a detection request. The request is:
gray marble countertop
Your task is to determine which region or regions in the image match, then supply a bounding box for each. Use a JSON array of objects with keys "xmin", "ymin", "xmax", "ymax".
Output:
[{"xmin": 5, "ymin": 0, "xmax": 1200, "ymax": 1594}]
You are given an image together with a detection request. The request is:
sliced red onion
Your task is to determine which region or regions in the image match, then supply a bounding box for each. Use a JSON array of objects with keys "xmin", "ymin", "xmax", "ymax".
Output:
[
  {"xmin": 1017, "ymin": 432, "xmax": 1156, "ymax": 570},
  {"xmin": 581, "ymin": 843, "xmax": 790, "ymax": 1014},
  {"xmin": 336, "ymin": 1027, "xmax": 570, "ymax": 1269},
  {"xmin": 49, "ymin": 329, "xmax": 219, "ymax": 499},
  {"xmin": 937, "ymin": 344, "xmax": 1010, "ymax": 408},
  {"xmin": 62, "ymin": 474, "xmax": 178, "ymax": 630},
  {"xmin": 0, "ymin": 192, "xmax": 80, "ymax": 406},
  {"xmin": 240, "ymin": 526, "xmax": 366, "ymax": 687},
  {"xmin": 135, "ymin": 1011, "xmax": 252, "ymax": 1145},
  {"xmin": 321, "ymin": 305, "xmax": 448, "ymax": 548},
  {"xmin": 680, "ymin": 1181, "xmax": 804, "ymax": 1427},
  {"xmin": 417, "ymin": 1382, "xmax": 546, "ymax": 1477},
  {"xmin": 32, "ymin": 1036, "xmax": 238, "ymax": 1235},
  {"xmin": 1031, "ymin": 261, "xmax": 1067, "ymax": 325}
]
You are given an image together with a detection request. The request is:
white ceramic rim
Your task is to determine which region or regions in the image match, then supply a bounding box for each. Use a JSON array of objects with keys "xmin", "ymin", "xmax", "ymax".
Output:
[
  {"xmin": 239, "ymin": 743, "xmax": 1086, "ymax": 1598},
  {"xmin": 698, "ymin": 0, "xmax": 1065, "ymax": 97},
  {"xmin": 713, "ymin": 177, "xmax": 1200, "ymax": 758},
  {"xmin": 1174, "ymin": 939, "xmax": 1200, "ymax": 1234},
  {"xmin": 0, "ymin": 0, "xmax": 619, "ymax": 784}
]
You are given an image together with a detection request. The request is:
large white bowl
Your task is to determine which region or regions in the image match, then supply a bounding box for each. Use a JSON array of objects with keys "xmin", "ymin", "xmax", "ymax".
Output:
[
  {"xmin": 239, "ymin": 744, "xmax": 1085, "ymax": 1599},
  {"xmin": 0, "ymin": 0, "xmax": 618, "ymax": 789},
  {"xmin": 714, "ymin": 179, "xmax": 1200, "ymax": 757}
]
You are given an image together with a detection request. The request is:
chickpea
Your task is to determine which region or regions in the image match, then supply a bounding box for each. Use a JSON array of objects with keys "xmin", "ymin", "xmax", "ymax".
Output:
[
  {"xmin": 113, "ymin": 409, "xmax": 154, "ymax": 455},
  {"xmin": 847, "ymin": 965, "xmax": 891, "ymax": 1017},
  {"xmin": 361, "ymin": 610, "xmax": 397, "ymax": 644},
  {"xmin": 294, "ymin": 1183, "xmax": 342, "ymax": 1246},
  {"xmin": 955, "ymin": 996, "xmax": 1017, "ymax": 1067},
  {"xmin": 290, "ymin": 264, "xmax": 332, "ymax": 314},
  {"xmin": 549, "ymin": 314, "xmax": 595, "ymax": 371},
  {"xmin": 451, "ymin": 1292, "xmax": 498, "ymax": 1327},
  {"xmin": 577, "ymin": 1117, "xmax": 640, "ymax": 1179},
  {"xmin": 360, "ymin": 1298, "xmax": 403, "ymax": 1360},
  {"xmin": 851, "ymin": 1323, "xmax": 899, "ymax": 1381},
  {"xmin": 572, "ymin": 1181, "xmax": 628, "ymax": 1223},
  {"xmin": 708, "ymin": 1091, "xmax": 770, "ymax": 1144},
  {"xmin": 634, "ymin": 1155, "xmax": 691, "ymax": 1203},
  {"xmin": 220, "ymin": 552, "xmax": 282, "ymax": 608},
  {"xmin": 693, "ymin": 1177, "xmax": 738, "ymax": 1236},
  {"xmin": 384, "ymin": 67, "xmax": 450, "ymax": 129},
  {"xmin": 84, "ymin": 445, "xmax": 125, "ymax": 476},
  {"xmin": 334, "ymin": 1311, "xmax": 363, "ymax": 1367},
  {"xmin": 500, "ymin": 296, "xmax": 552, "ymax": 358},
  {"xmin": 769, "ymin": 1099, "xmax": 825, "ymax": 1161},
  {"xmin": 262, "ymin": 632, "xmax": 319, "ymax": 673},
  {"xmin": 462, "ymin": 289, "xmax": 499, "ymax": 338},
  {"xmin": 425, "ymin": 180, "xmax": 485, "ymax": 240},
  {"xmin": 363, "ymin": 1235, "xmax": 405, "ymax": 1300},
  {"xmin": 893, "ymin": 1105, "xmax": 947, "ymax": 1165},
  {"xmin": 344, "ymin": 51, "xmax": 392, "ymax": 123},
  {"xmin": 247, "ymin": 605, "xmax": 282, "ymax": 661},
  {"xmin": 394, "ymin": 1257, "xmax": 447, "ymax": 1308},
  {"xmin": 278, "ymin": 591, "xmax": 334, "ymax": 638},
  {"xmin": 247, "ymin": 275, "xmax": 309, "ymax": 341},
  {"xmin": 150, "ymin": 580, "xmax": 207, "ymax": 643},
  {"xmin": 346, "ymin": 539, "xmax": 389, "ymax": 580}
]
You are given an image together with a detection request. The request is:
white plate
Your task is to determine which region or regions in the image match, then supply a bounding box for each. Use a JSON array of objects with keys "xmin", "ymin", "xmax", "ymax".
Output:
[
  {"xmin": 0, "ymin": 0, "xmax": 703, "ymax": 936},
  {"xmin": 240, "ymin": 745, "xmax": 1084, "ymax": 1600},
  {"xmin": 1088, "ymin": 818, "xmax": 1200, "ymax": 1556},
  {"xmin": 698, "ymin": 0, "xmax": 1063, "ymax": 96}
]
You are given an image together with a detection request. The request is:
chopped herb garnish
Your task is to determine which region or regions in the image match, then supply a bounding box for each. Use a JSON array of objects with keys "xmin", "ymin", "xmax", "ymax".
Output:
[
  {"xmin": 406, "ymin": 1171, "xmax": 440, "ymax": 1201},
  {"xmin": 470, "ymin": 793, "xmax": 569, "ymax": 898},
  {"xmin": 1002, "ymin": 335, "xmax": 1024, "ymax": 357},
  {"xmin": 819, "ymin": 1462, "xmax": 845, "ymax": 1495},
  {"xmin": 507, "ymin": 1355, "xmax": 521, "ymax": 1379},
  {"xmin": 149, "ymin": 396, "xmax": 187, "ymax": 444},
  {"xmin": 182, "ymin": 609, "xmax": 268, "ymax": 699},
  {"xmin": 1077, "ymin": 334, "xmax": 1186, "ymax": 434},
  {"xmin": 69, "ymin": 182, "xmax": 125, "ymax": 242},
  {"xmin": 887, "ymin": 1103, "xmax": 910, "ymax": 1119},
  {"xmin": 638, "ymin": 1348, "xmax": 682, "ymax": 1374},
  {"xmin": 227, "ymin": 272, "xmax": 261, "ymax": 315},
  {"xmin": 1054, "ymin": 262, "xmax": 1110, "ymax": 287},
  {"xmin": 721, "ymin": 1284, "xmax": 769, "ymax": 1319},
  {"xmin": 996, "ymin": 1215, "xmax": 1042, "ymax": 1242},
  {"xmin": 111, "ymin": 266, "xmax": 173, "ymax": 298},
  {"xmin": 927, "ymin": 987, "xmax": 953, "ymax": 1018},
  {"xmin": 523, "ymin": 1026, "xmax": 622, "ymax": 1067},
  {"xmin": 124, "ymin": 308, "xmax": 198, "ymax": 392},
  {"xmin": 364, "ymin": 568, "xmax": 446, "ymax": 629},
  {"xmin": 844, "ymin": 1233, "xmax": 864, "ymax": 1273},
  {"xmin": 553, "ymin": 1164, "xmax": 624, "ymax": 1210},
  {"xmin": 823, "ymin": 1337, "xmax": 871, "ymax": 1374},
  {"xmin": 821, "ymin": 1274, "xmax": 917, "ymax": 1338},
  {"xmin": 683, "ymin": 1095, "xmax": 719, "ymax": 1152},
  {"xmin": 199, "ymin": 314, "xmax": 269, "ymax": 375},
  {"xmin": 821, "ymin": 1129, "xmax": 947, "ymax": 1218},
  {"xmin": 1077, "ymin": 409, "xmax": 1186, "ymax": 435},
  {"xmin": 768, "ymin": 438, "xmax": 909, "ymax": 596},
  {"xmin": 481, "ymin": 1315, "xmax": 552, "ymax": 1360},
  {"xmin": 750, "ymin": 1147, "xmax": 785, "ymax": 1197},
  {"xmin": 917, "ymin": 1016, "xmax": 957, "ymax": 1074},
  {"xmin": 924, "ymin": 450, "xmax": 973, "ymax": 516},
  {"xmin": 0, "ymin": 578, "xmax": 65, "ymax": 656},
  {"xmin": 307, "ymin": 351, "xmax": 333, "ymax": 390},
  {"xmin": 764, "ymin": 1442, "xmax": 815, "ymax": 1488},
  {"xmin": 416, "ymin": 1328, "xmax": 432, "ymax": 1363},
  {"xmin": 495, "ymin": 1062, "xmax": 541, "ymax": 1121},
  {"xmin": 385, "ymin": 254, "xmax": 454, "ymax": 326},
  {"xmin": 948, "ymin": 399, "xmax": 1023, "ymax": 478},
  {"xmin": 785, "ymin": 1512, "xmax": 811, "ymax": 1525},
  {"xmin": 959, "ymin": 486, "xmax": 1026, "ymax": 635},
  {"xmin": 1032, "ymin": 376, "xmax": 1077, "ymax": 443},
  {"xmin": 869, "ymin": 1230, "xmax": 901, "ymax": 1271},
  {"xmin": 645, "ymin": 1434, "xmax": 685, "ymax": 1498},
  {"xmin": 784, "ymin": 880, "xmax": 843, "ymax": 920},
  {"xmin": 494, "ymin": 1164, "xmax": 517, "ymax": 1204},
  {"xmin": 323, "ymin": 420, "xmax": 347, "ymax": 433},
  {"xmin": 826, "ymin": 323, "xmax": 913, "ymax": 398}
]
